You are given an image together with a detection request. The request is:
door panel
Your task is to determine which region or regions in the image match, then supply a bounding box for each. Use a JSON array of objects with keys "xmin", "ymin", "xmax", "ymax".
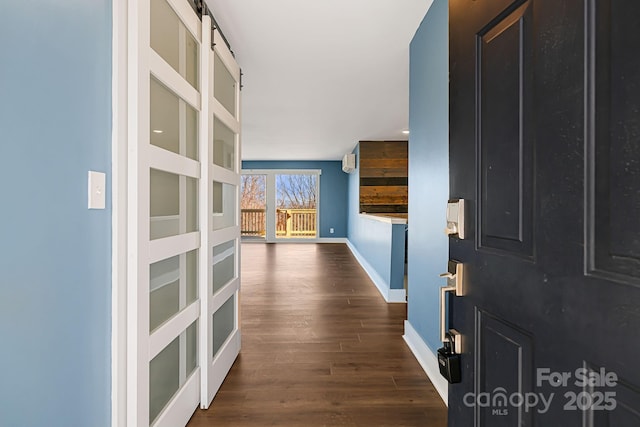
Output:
[
  {"xmin": 212, "ymin": 294, "xmax": 236, "ymax": 358},
  {"xmin": 212, "ymin": 240, "xmax": 236, "ymax": 293},
  {"xmin": 449, "ymin": 0, "xmax": 640, "ymax": 426},
  {"xmin": 128, "ymin": 1, "xmax": 241, "ymax": 424},
  {"xmin": 213, "ymin": 52, "xmax": 237, "ymax": 118},
  {"xmin": 474, "ymin": 310, "xmax": 533, "ymax": 426},
  {"xmin": 589, "ymin": 0, "xmax": 640, "ymax": 282},
  {"xmin": 477, "ymin": 1, "xmax": 534, "ymax": 257},
  {"xmin": 149, "ymin": 321, "xmax": 198, "ymax": 424},
  {"xmin": 205, "ymin": 27, "xmax": 242, "ymax": 408},
  {"xmin": 212, "ymin": 180, "xmax": 237, "ymax": 230},
  {"xmin": 213, "ymin": 117, "xmax": 236, "ymax": 171},
  {"xmin": 149, "ymin": 249, "xmax": 198, "ymax": 331}
]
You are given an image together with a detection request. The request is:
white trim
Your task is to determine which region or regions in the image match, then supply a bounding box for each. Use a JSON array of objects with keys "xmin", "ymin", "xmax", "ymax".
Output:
[
  {"xmin": 240, "ymin": 238, "xmax": 348, "ymax": 244},
  {"xmin": 358, "ymin": 213, "xmax": 407, "ymax": 225},
  {"xmin": 127, "ymin": 0, "xmax": 149, "ymax": 423},
  {"xmin": 207, "ymin": 329, "xmax": 241, "ymax": 405},
  {"xmin": 148, "ymin": 145, "xmax": 200, "ymax": 179},
  {"xmin": 273, "ymin": 238, "xmax": 320, "ymax": 243},
  {"xmin": 206, "ymin": 29, "xmax": 242, "ymax": 409},
  {"xmin": 212, "ymin": 164, "xmax": 240, "ymax": 186},
  {"xmin": 388, "ymin": 288, "xmax": 407, "ymax": 302},
  {"xmin": 164, "ymin": 0, "xmax": 201, "ymax": 41},
  {"xmin": 240, "ymin": 169, "xmax": 321, "ymax": 242},
  {"xmin": 149, "ymin": 49, "xmax": 201, "ymax": 111},
  {"xmin": 265, "ymin": 173, "xmax": 276, "ymax": 241},
  {"xmin": 149, "ymin": 301, "xmax": 200, "ymax": 360},
  {"xmin": 211, "ymin": 226, "xmax": 241, "ymax": 246},
  {"xmin": 317, "ymin": 237, "xmax": 349, "ymax": 243},
  {"xmin": 149, "ymin": 232, "xmax": 200, "ymax": 264},
  {"xmin": 151, "ymin": 367, "xmax": 201, "ymax": 427},
  {"xmin": 111, "ymin": 0, "xmax": 128, "ymax": 425},
  {"xmin": 198, "ymin": 14, "xmax": 213, "ymax": 410},
  {"xmin": 211, "ymin": 99, "xmax": 239, "ymax": 134},
  {"xmin": 213, "ymin": 31, "xmax": 240, "ymax": 80},
  {"xmin": 315, "ymin": 170, "xmax": 321, "ymax": 241},
  {"xmin": 403, "ymin": 320, "xmax": 448, "ymax": 406},
  {"xmin": 345, "ymin": 240, "xmax": 406, "ymax": 303},
  {"xmin": 210, "ymin": 278, "xmax": 239, "ymax": 314}
]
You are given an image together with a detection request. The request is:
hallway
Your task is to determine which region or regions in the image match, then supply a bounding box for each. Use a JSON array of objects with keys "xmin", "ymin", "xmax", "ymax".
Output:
[{"xmin": 187, "ymin": 243, "xmax": 447, "ymax": 426}]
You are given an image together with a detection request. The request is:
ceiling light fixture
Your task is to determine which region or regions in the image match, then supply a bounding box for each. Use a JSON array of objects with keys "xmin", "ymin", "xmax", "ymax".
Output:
[
  {"xmin": 152, "ymin": 129, "xmax": 163, "ymax": 134},
  {"xmin": 402, "ymin": 130, "xmax": 410, "ymax": 135}
]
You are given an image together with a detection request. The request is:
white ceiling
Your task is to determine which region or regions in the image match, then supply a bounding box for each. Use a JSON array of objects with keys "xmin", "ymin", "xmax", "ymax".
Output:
[{"xmin": 205, "ymin": 0, "xmax": 431, "ymax": 161}]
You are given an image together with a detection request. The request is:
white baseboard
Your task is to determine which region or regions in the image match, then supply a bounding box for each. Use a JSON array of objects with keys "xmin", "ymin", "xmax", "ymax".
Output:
[
  {"xmin": 403, "ymin": 320, "xmax": 448, "ymax": 406},
  {"xmin": 317, "ymin": 237, "xmax": 348, "ymax": 243},
  {"xmin": 387, "ymin": 288, "xmax": 407, "ymax": 303},
  {"xmin": 345, "ymin": 240, "xmax": 406, "ymax": 303},
  {"xmin": 241, "ymin": 237, "xmax": 348, "ymax": 244}
]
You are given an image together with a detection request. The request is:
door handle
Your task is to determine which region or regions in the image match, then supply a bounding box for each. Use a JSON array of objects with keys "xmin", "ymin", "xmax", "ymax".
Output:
[
  {"xmin": 439, "ymin": 261, "xmax": 465, "ymax": 352},
  {"xmin": 440, "ymin": 284, "xmax": 457, "ymax": 342}
]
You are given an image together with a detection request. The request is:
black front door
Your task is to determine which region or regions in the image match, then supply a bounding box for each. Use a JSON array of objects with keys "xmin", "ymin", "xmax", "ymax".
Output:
[{"xmin": 448, "ymin": 0, "xmax": 640, "ymax": 425}]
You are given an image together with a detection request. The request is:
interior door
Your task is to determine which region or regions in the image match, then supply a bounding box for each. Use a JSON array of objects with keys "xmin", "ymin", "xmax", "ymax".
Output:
[
  {"xmin": 448, "ymin": 0, "xmax": 640, "ymax": 426},
  {"xmin": 128, "ymin": 1, "xmax": 241, "ymax": 424},
  {"xmin": 131, "ymin": 0, "xmax": 203, "ymax": 425},
  {"xmin": 205, "ymin": 27, "xmax": 242, "ymax": 408}
]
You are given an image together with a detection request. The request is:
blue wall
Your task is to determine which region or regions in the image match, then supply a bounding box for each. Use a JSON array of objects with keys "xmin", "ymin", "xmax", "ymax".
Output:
[
  {"xmin": 0, "ymin": 2, "xmax": 112, "ymax": 426},
  {"xmin": 242, "ymin": 161, "xmax": 348, "ymax": 238},
  {"xmin": 407, "ymin": 0, "xmax": 450, "ymax": 353},
  {"xmin": 347, "ymin": 145, "xmax": 406, "ymax": 297}
]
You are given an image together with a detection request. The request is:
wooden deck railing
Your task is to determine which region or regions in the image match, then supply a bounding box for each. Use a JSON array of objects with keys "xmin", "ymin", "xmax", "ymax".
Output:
[
  {"xmin": 241, "ymin": 209, "xmax": 267, "ymax": 237},
  {"xmin": 277, "ymin": 209, "xmax": 317, "ymax": 237},
  {"xmin": 241, "ymin": 208, "xmax": 317, "ymax": 238}
]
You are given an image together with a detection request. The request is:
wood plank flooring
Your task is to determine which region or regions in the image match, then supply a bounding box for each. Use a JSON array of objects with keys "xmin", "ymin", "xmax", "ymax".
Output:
[{"xmin": 187, "ymin": 243, "xmax": 447, "ymax": 426}]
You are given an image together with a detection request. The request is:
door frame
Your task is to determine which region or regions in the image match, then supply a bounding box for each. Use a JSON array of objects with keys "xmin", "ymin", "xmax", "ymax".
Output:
[
  {"xmin": 241, "ymin": 169, "xmax": 321, "ymax": 242},
  {"xmin": 111, "ymin": 0, "xmax": 128, "ymax": 425}
]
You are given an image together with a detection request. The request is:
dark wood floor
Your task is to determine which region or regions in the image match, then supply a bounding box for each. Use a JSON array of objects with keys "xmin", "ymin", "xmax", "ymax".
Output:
[{"xmin": 187, "ymin": 243, "xmax": 447, "ymax": 426}]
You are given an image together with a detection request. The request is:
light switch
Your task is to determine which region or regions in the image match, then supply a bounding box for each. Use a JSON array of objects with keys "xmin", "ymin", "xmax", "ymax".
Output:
[{"xmin": 88, "ymin": 171, "xmax": 106, "ymax": 209}]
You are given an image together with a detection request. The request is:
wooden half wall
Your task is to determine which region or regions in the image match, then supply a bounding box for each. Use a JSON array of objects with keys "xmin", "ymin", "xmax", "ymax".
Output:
[{"xmin": 359, "ymin": 141, "xmax": 408, "ymax": 216}]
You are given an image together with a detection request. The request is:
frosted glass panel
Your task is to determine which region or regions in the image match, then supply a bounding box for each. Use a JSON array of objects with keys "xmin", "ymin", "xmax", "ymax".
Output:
[
  {"xmin": 214, "ymin": 52, "xmax": 236, "ymax": 117},
  {"xmin": 213, "ymin": 240, "xmax": 235, "ymax": 294},
  {"xmin": 213, "ymin": 295, "xmax": 235, "ymax": 358},
  {"xmin": 149, "ymin": 249, "xmax": 198, "ymax": 331},
  {"xmin": 150, "ymin": 169, "xmax": 198, "ymax": 240},
  {"xmin": 150, "ymin": 78, "xmax": 198, "ymax": 160},
  {"xmin": 149, "ymin": 321, "xmax": 198, "ymax": 424},
  {"xmin": 213, "ymin": 116, "xmax": 235, "ymax": 171},
  {"xmin": 150, "ymin": 0, "xmax": 199, "ymax": 89},
  {"xmin": 212, "ymin": 181, "xmax": 236, "ymax": 230}
]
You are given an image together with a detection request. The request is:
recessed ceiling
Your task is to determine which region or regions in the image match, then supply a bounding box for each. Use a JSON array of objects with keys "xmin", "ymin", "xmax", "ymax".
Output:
[{"xmin": 205, "ymin": 0, "xmax": 431, "ymax": 161}]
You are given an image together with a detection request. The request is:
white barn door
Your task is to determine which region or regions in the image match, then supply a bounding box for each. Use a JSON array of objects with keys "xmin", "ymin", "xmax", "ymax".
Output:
[{"xmin": 126, "ymin": 0, "xmax": 241, "ymax": 424}]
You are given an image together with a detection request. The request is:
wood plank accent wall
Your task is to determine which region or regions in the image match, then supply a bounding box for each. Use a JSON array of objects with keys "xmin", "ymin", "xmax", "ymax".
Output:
[{"xmin": 359, "ymin": 141, "xmax": 408, "ymax": 215}]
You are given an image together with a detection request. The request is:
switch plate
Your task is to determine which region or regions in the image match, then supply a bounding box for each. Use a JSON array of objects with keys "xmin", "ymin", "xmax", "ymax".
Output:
[
  {"xmin": 88, "ymin": 171, "xmax": 106, "ymax": 209},
  {"xmin": 329, "ymin": 228, "xmax": 335, "ymax": 234}
]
